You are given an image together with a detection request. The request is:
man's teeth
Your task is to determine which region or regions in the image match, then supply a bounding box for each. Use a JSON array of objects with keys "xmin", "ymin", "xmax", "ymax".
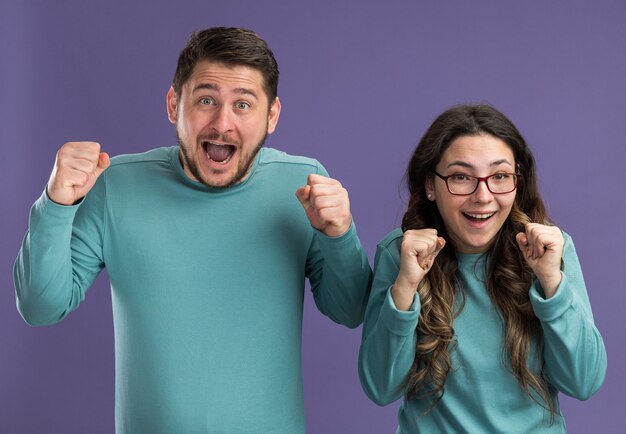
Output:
[{"xmin": 465, "ymin": 212, "xmax": 495, "ymax": 220}]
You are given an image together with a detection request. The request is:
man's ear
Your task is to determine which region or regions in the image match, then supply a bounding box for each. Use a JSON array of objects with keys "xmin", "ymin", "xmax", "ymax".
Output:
[
  {"xmin": 266, "ymin": 97, "xmax": 281, "ymax": 134},
  {"xmin": 166, "ymin": 86, "xmax": 178, "ymax": 124}
]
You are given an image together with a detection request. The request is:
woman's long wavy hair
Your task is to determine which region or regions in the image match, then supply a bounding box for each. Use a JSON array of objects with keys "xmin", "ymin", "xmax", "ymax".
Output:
[{"xmin": 401, "ymin": 104, "xmax": 556, "ymax": 417}]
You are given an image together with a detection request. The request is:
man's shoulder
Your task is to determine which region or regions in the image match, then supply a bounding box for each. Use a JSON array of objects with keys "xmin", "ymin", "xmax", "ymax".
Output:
[
  {"xmin": 108, "ymin": 146, "xmax": 174, "ymax": 169},
  {"xmin": 258, "ymin": 147, "xmax": 323, "ymax": 173}
]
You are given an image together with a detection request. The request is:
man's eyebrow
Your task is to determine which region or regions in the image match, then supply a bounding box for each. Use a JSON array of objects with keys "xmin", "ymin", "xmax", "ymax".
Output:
[
  {"xmin": 192, "ymin": 83, "xmax": 258, "ymax": 99},
  {"xmin": 233, "ymin": 87, "xmax": 258, "ymax": 99},
  {"xmin": 445, "ymin": 159, "xmax": 513, "ymax": 169},
  {"xmin": 192, "ymin": 83, "xmax": 219, "ymax": 93}
]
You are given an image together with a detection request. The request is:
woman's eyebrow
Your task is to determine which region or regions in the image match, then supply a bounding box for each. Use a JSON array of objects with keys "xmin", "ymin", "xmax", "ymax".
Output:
[
  {"xmin": 490, "ymin": 159, "xmax": 514, "ymax": 168},
  {"xmin": 445, "ymin": 159, "xmax": 513, "ymax": 169},
  {"xmin": 445, "ymin": 161, "xmax": 473, "ymax": 169}
]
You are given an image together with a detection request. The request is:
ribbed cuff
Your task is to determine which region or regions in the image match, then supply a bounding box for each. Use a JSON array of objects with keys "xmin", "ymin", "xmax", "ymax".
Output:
[
  {"xmin": 529, "ymin": 272, "xmax": 574, "ymax": 322},
  {"xmin": 31, "ymin": 189, "xmax": 81, "ymax": 234},
  {"xmin": 380, "ymin": 287, "xmax": 420, "ymax": 336},
  {"xmin": 314, "ymin": 220, "xmax": 366, "ymax": 263}
]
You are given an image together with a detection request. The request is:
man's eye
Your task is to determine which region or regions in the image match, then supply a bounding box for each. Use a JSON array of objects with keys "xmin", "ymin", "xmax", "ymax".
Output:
[
  {"xmin": 236, "ymin": 101, "xmax": 250, "ymax": 110},
  {"xmin": 200, "ymin": 98, "xmax": 215, "ymax": 105}
]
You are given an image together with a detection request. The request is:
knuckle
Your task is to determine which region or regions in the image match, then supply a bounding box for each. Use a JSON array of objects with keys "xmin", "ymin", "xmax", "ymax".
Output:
[
  {"xmin": 403, "ymin": 232, "xmax": 417, "ymax": 243},
  {"xmin": 79, "ymin": 171, "xmax": 89, "ymax": 184},
  {"xmin": 57, "ymin": 145, "xmax": 71, "ymax": 158},
  {"xmin": 317, "ymin": 209, "xmax": 332, "ymax": 222},
  {"xmin": 308, "ymin": 173, "xmax": 319, "ymax": 184},
  {"xmin": 310, "ymin": 194, "xmax": 322, "ymax": 207}
]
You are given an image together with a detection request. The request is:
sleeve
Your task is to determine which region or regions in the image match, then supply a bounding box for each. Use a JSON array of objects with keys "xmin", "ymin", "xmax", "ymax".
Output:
[
  {"xmin": 529, "ymin": 234, "xmax": 607, "ymax": 400},
  {"xmin": 304, "ymin": 162, "xmax": 372, "ymax": 328},
  {"xmin": 306, "ymin": 223, "xmax": 372, "ymax": 328},
  {"xmin": 13, "ymin": 178, "xmax": 107, "ymax": 326},
  {"xmin": 358, "ymin": 241, "xmax": 420, "ymax": 406}
]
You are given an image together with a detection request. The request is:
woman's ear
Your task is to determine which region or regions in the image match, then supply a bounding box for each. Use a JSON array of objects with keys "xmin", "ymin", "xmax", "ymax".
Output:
[{"xmin": 425, "ymin": 178, "xmax": 436, "ymax": 201}]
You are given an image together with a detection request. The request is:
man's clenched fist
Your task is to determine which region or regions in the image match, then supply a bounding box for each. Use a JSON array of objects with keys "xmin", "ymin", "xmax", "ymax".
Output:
[
  {"xmin": 295, "ymin": 174, "xmax": 352, "ymax": 238},
  {"xmin": 47, "ymin": 142, "xmax": 110, "ymax": 206}
]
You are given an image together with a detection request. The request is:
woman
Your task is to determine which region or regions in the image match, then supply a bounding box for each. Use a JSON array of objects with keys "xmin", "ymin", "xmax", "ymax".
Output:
[{"xmin": 358, "ymin": 105, "xmax": 606, "ymax": 433}]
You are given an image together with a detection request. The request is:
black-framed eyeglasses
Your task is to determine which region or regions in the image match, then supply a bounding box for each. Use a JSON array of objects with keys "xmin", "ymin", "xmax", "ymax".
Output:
[{"xmin": 432, "ymin": 171, "xmax": 520, "ymax": 195}]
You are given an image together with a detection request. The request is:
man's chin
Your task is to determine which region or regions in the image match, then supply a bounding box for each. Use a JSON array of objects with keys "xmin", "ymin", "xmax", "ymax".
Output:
[
  {"xmin": 200, "ymin": 173, "xmax": 236, "ymax": 189},
  {"xmin": 198, "ymin": 166, "xmax": 250, "ymax": 189}
]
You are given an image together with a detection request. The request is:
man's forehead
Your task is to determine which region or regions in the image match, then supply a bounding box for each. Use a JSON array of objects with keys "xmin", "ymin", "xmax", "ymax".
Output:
[{"xmin": 187, "ymin": 60, "xmax": 265, "ymax": 94}]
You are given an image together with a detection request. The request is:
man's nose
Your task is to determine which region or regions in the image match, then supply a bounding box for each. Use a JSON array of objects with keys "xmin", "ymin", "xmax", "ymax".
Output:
[{"xmin": 210, "ymin": 106, "xmax": 234, "ymax": 134}]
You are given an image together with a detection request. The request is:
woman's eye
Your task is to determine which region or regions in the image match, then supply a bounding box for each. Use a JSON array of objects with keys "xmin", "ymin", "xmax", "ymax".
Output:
[{"xmin": 450, "ymin": 174, "xmax": 470, "ymax": 182}]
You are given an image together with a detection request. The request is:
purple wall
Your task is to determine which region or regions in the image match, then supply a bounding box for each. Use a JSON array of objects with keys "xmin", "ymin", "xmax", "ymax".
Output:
[{"xmin": 1, "ymin": 1, "xmax": 624, "ymax": 432}]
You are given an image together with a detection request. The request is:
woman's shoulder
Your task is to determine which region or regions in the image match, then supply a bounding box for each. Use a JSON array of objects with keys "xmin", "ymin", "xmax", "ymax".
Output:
[
  {"xmin": 374, "ymin": 228, "xmax": 404, "ymax": 262},
  {"xmin": 372, "ymin": 228, "xmax": 403, "ymax": 269},
  {"xmin": 377, "ymin": 228, "xmax": 403, "ymax": 250}
]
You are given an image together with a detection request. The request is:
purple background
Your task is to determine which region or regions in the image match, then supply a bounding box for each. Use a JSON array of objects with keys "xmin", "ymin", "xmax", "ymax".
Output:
[{"xmin": 1, "ymin": 1, "xmax": 624, "ymax": 432}]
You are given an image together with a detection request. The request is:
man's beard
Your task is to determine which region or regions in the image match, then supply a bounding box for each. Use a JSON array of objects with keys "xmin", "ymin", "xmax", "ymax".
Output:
[{"xmin": 177, "ymin": 132, "xmax": 267, "ymax": 190}]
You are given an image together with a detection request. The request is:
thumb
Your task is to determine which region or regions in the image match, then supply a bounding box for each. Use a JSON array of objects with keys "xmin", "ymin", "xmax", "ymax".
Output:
[
  {"xmin": 516, "ymin": 232, "xmax": 529, "ymax": 252},
  {"xmin": 420, "ymin": 237, "xmax": 446, "ymax": 270},
  {"xmin": 94, "ymin": 152, "xmax": 110, "ymax": 177},
  {"xmin": 295, "ymin": 185, "xmax": 311, "ymax": 208},
  {"xmin": 435, "ymin": 237, "xmax": 446, "ymax": 253}
]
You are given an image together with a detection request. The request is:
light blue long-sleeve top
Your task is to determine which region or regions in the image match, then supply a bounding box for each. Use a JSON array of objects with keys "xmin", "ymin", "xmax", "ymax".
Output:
[
  {"xmin": 14, "ymin": 146, "xmax": 372, "ymax": 434},
  {"xmin": 359, "ymin": 228, "xmax": 606, "ymax": 433}
]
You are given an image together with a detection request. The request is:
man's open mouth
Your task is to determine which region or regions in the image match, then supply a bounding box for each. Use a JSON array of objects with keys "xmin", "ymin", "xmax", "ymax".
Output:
[{"xmin": 203, "ymin": 142, "xmax": 236, "ymax": 164}]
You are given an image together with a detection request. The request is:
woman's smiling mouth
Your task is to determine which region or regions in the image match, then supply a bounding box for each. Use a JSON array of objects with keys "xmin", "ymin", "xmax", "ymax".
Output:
[{"xmin": 463, "ymin": 211, "xmax": 496, "ymax": 222}]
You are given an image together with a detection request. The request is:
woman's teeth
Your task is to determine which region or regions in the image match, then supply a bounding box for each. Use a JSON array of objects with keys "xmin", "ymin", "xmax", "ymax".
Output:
[{"xmin": 464, "ymin": 212, "xmax": 495, "ymax": 220}]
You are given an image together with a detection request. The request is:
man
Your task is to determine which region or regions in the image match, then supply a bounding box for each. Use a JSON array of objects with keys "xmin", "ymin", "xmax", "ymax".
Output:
[{"xmin": 14, "ymin": 27, "xmax": 371, "ymax": 433}]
